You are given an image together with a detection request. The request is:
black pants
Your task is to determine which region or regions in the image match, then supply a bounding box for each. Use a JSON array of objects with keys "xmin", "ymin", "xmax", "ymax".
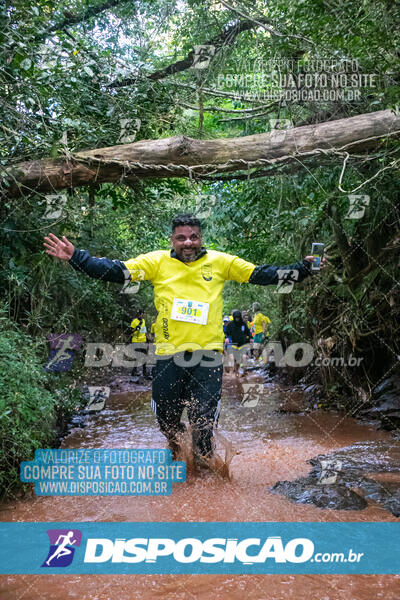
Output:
[{"xmin": 151, "ymin": 350, "xmax": 223, "ymax": 458}]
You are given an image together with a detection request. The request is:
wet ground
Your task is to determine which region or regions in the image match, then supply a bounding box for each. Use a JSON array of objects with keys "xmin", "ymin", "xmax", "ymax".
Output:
[{"xmin": 1, "ymin": 371, "xmax": 400, "ymax": 599}]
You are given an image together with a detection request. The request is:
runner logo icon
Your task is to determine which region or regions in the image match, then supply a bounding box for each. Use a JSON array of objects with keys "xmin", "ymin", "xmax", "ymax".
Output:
[{"xmin": 41, "ymin": 529, "xmax": 82, "ymax": 568}]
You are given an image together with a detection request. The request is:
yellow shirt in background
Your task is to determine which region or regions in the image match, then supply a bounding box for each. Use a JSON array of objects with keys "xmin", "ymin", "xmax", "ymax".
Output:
[
  {"xmin": 130, "ymin": 318, "xmax": 147, "ymax": 343},
  {"xmin": 253, "ymin": 312, "xmax": 271, "ymax": 335}
]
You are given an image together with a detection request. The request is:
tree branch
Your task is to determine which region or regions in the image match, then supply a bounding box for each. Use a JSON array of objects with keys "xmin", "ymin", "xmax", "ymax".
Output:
[
  {"xmin": 167, "ymin": 81, "xmax": 265, "ymax": 104},
  {"xmin": 109, "ymin": 17, "xmax": 269, "ymax": 88},
  {"xmin": 2, "ymin": 109, "xmax": 399, "ymax": 198},
  {"xmin": 219, "ymin": 0, "xmax": 316, "ymax": 45},
  {"xmin": 34, "ymin": 0, "xmax": 124, "ymax": 43}
]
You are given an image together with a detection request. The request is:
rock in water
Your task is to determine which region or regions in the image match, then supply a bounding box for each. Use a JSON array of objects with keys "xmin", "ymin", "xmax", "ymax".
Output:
[
  {"xmin": 383, "ymin": 491, "xmax": 400, "ymax": 517},
  {"xmin": 272, "ymin": 441, "xmax": 400, "ymax": 515},
  {"xmin": 360, "ymin": 375, "xmax": 400, "ymax": 430},
  {"xmin": 357, "ymin": 479, "xmax": 400, "ymax": 517},
  {"xmin": 271, "ymin": 478, "xmax": 367, "ymax": 510}
]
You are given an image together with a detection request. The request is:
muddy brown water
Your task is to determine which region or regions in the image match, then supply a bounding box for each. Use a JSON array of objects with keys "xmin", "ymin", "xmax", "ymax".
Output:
[{"xmin": 1, "ymin": 373, "xmax": 400, "ymax": 599}]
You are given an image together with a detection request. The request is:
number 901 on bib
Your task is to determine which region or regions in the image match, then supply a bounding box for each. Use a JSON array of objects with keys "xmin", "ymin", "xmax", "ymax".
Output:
[{"xmin": 170, "ymin": 298, "xmax": 209, "ymax": 325}]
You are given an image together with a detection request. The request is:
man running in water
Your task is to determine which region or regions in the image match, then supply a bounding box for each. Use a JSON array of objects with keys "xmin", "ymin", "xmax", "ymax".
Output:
[{"xmin": 43, "ymin": 213, "xmax": 319, "ymax": 467}]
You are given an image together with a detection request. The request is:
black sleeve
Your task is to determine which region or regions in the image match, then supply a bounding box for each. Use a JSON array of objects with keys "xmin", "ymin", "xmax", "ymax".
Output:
[
  {"xmin": 225, "ymin": 322, "xmax": 233, "ymax": 337},
  {"xmin": 248, "ymin": 259, "xmax": 312, "ymax": 286},
  {"xmin": 244, "ymin": 323, "xmax": 250, "ymax": 342},
  {"xmin": 68, "ymin": 248, "xmax": 126, "ymax": 284}
]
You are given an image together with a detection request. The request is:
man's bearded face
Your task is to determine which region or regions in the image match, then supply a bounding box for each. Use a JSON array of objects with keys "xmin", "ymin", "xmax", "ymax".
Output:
[{"xmin": 171, "ymin": 225, "xmax": 203, "ymax": 263}]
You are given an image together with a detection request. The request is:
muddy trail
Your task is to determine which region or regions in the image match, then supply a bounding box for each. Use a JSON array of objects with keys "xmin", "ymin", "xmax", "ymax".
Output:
[{"xmin": 1, "ymin": 371, "xmax": 400, "ymax": 599}]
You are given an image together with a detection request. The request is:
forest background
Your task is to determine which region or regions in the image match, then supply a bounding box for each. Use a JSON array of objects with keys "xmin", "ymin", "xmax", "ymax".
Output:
[{"xmin": 0, "ymin": 0, "xmax": 399, "ymax": 496}]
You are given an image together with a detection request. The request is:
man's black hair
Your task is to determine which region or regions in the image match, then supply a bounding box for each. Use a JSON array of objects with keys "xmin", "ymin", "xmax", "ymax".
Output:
[{"xmin": 171, "ymin": 213, "xmax": 202, "ymax": 233}]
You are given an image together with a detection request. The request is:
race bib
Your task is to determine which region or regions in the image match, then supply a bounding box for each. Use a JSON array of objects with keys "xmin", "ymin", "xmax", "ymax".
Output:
[{"xmin": 170, "ymin": 298, "xmax": 209, "ymax": 325}]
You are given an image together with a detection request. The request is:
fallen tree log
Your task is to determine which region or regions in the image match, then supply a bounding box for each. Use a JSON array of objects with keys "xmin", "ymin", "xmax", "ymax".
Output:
[{"xmin": 3, "ymin": 109, "xmax": 400, "ymax": 198}]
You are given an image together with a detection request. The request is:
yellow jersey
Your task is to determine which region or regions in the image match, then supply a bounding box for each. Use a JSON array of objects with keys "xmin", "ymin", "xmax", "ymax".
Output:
[
  {"xmin": 130, "ymin": 318, "xmax": 147, "ymax": 343},
  {"xmin": 253, "ymin": 312, "xmax": 271, "ymax": 335},
  {"xmin": 124, "ymin": 250, "xmax": 255, "ymax": 355}
]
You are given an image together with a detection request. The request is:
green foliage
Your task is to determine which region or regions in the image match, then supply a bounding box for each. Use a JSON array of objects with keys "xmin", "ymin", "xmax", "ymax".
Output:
[
  {"xmin": 0, "ymin": 308, "xmax": 83, "ymax": 497},
  {"xmin": 0, "ymin": 0, "xmax": 399, "ymax": 438}
]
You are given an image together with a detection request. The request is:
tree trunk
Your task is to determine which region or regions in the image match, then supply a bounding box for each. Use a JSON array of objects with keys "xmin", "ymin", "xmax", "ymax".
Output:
[{"xmin": 3, "ymin": 109, "xmax": 400, "ymax": 198}]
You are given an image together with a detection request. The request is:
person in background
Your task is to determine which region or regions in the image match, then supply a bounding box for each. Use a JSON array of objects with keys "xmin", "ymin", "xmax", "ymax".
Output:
[
  {"xmin": 223, "ymin": 315, "xmax": 232, "ymax": 372},
  {"xmin": 225, "ymin": 310, "xmax": 251, "ymax": 377},
  {"xmin": 241, "ymin": 310, "xmax": 252, "ymax": 365},
  {"xmin": 226, "ymin": 310, "xmax": 235, "ymax": 370},
  {"xmin": 247, "ymin": 314, "xmax": 255, "ymax": 358},
  {"xmin": 249, "ymin": 321, "xmax": 254, "ymax": 358},
  {"xmin": 130, "ymin": 309, "xmax": 149, "ymax": 379},
  {"xmin": 252, "ymin": 302, "xmax": 271, "ymax": 361},
  {"xmin": 223, "ymin": 315, "xmax": 230, "ymax": 337}
]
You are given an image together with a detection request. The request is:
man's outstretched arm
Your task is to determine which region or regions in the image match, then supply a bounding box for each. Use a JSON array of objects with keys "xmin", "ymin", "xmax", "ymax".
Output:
[
  {"xmin": 43, "ymin": 233, "xmax": 126, "ymax": 283},
  {"xmin": 227, "ymin": 254, "xmax": 320, "ymax": 285},
  {"xmin": 248, "ymin": 258, "xmax": 313, "ymax": 285}
]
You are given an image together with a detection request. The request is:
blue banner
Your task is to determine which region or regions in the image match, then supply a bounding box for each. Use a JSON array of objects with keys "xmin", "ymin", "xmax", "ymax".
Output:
[
  {"xmin": 20, "ymin": 449, "xmax": 186, "ymax": 496},
  {"xmin": 0, "ymin": 522, "xmax": 399, "ymax": 574}
]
